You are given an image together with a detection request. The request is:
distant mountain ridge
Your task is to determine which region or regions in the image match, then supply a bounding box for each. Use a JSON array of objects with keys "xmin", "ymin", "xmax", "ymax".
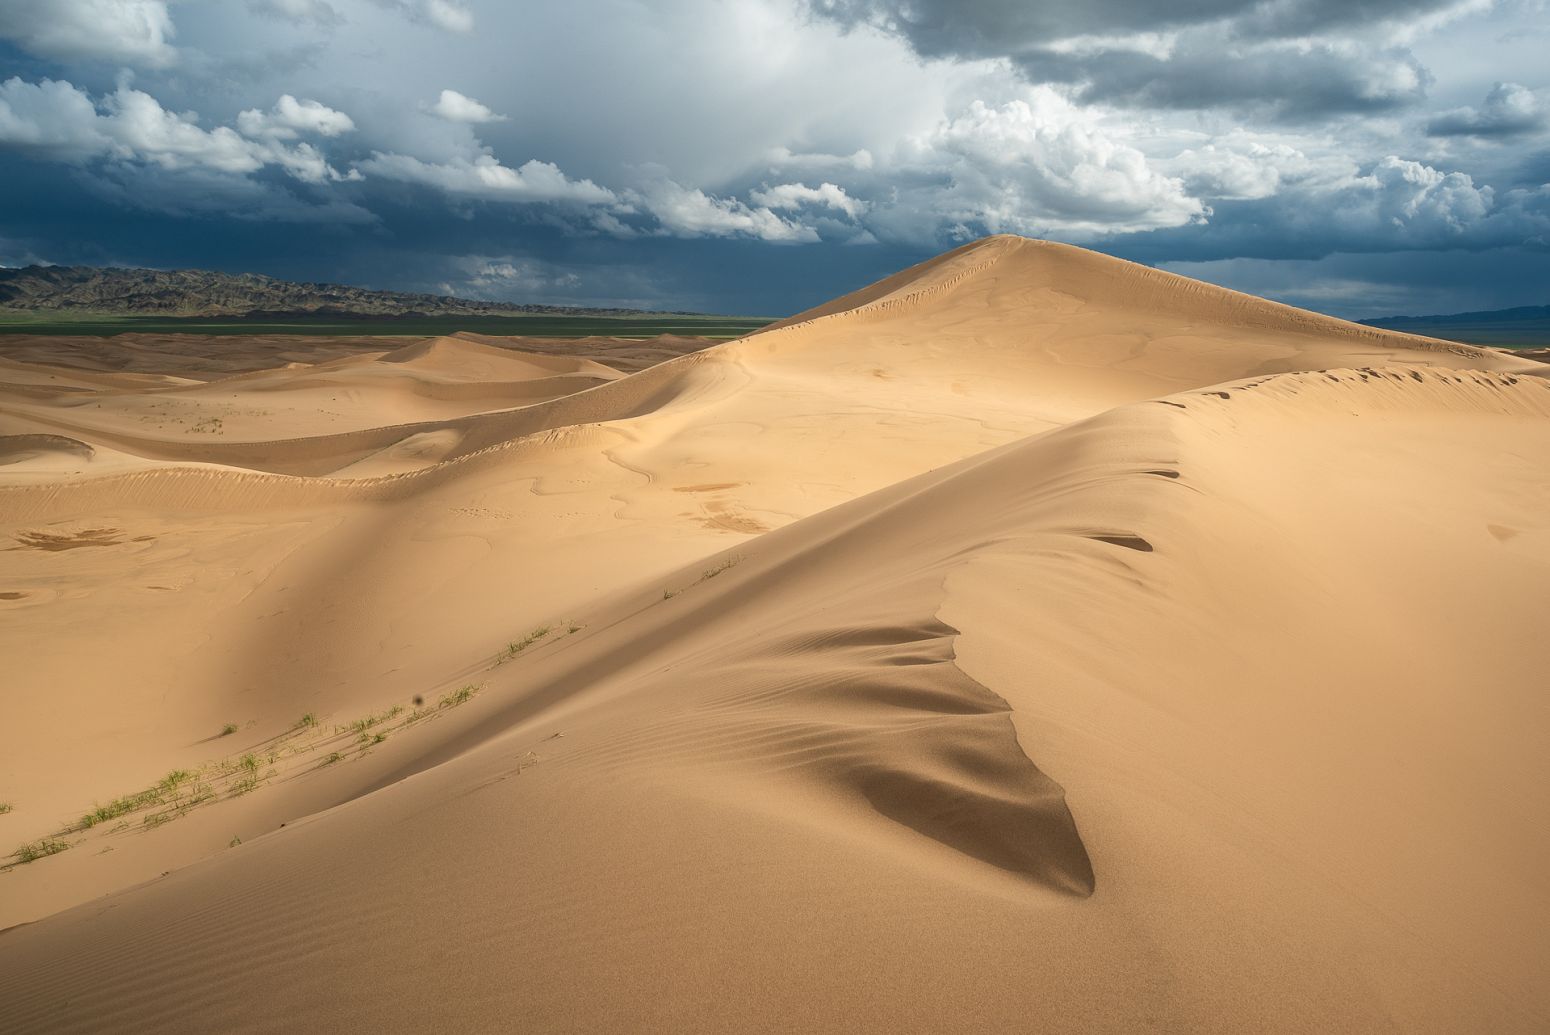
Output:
[
  {"xmin": 1361, "ymin": 304, "xmax": 1550, "ymax": 348},
  {"xmin": 0, "ymin": 265, "xmax": 694, "ymax": 319}
]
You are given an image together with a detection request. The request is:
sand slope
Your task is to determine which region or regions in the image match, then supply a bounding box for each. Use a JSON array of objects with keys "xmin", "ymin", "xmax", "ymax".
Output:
[{"xmin": 1, "ymin": 236, "xmax": 1547, "ymax": 1033}]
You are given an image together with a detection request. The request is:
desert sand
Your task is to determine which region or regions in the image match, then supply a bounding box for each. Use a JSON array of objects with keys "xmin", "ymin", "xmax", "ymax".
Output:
[{"xmin": 1, "ymin": 234, "xmax": 1547, "ymax": 1032}]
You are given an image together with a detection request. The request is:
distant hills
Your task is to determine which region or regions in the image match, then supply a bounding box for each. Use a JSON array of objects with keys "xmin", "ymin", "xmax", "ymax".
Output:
[
  {"xmin": 1362, "ymin": 305, "xmax": 1550, "ymax": 349},
  {"xmin": 0, "ymin": 265, "xmax": 692, "ymax": 319}
]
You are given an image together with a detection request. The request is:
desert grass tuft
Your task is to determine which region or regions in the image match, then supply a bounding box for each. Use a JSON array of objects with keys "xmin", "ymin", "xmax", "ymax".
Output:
[
  {"xmin": 439, "ymin": 684, "xmax": 480, "ymax": 709},
  {"xmin": 497, "ymin": 625, "xmax": 552, "ymax": 663},
  {"xmin": 699, "ymin": 555, "xmax": 740, "ymax": 581},
  {"xmin": 229, "ymin": 775, "xmax": 260, "ymax": 797},
  {"xmin": 80, "ymin": 787, "xmax": 162, "ymax": 830},
  {"xmin": 12, "ymin": 838, "xmax": 69, "ymax": 864},
  {"xmin": 664, "ymin": 555, "xmax": 742, "ymax": 600},
  {"xmin": 159, "ymin": 769, "xmax": 194, "ymax": 795},
  {"xmin": 181, "ymin": 781, "xmax": 215, "ymax": 809},
  {"xmin": 0, "ymin": 802, "xmax": 11, "ymax": 815},
  {"xmin": 348, "ymin": 705, "xmax": 403, "ymax": 737},
  {"xmin": 219, "ymin": 723, "xmax": 238, "ymax": 737}
]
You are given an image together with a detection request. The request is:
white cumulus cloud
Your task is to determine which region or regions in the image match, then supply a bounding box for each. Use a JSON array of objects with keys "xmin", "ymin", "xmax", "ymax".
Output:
[
  {"xmin": 423, "ymin": 0, "xmax": 473, "ymax": 32},
  {"xmin": 750, "ymin": 182, "xmax": 867, "ymax": 219},
  {"xmin": 1428, "ymin": 82, "xmax": 1546, "ymax": 138},
  {"xmin": 886, "ymin": 93, "xmax": 1205, "ymax": 240},
  {"xmin": 0, "ymin": 0, "xmax": 178, "ymax": 67},
  {"xmin": 426, "ymin": 89, "xmax": 506, "ymax": 124},
  {"xmin": 359, "ymin": 151, "xmax": 616, "ymax": 204},
  {"xmin": 237, "ymin": 95, "xmax": 356, "ymax": 140},
  {"xmin": 633, "ymin": 178, "xmax": 820, "ymax": 242},
  {"xmin": 1166, "ymin": 137, "xmax": 1322, "ymax": 201},
  {"xmin": 0, "ymin": 77, "xmax": 357, "ymax": 184}
]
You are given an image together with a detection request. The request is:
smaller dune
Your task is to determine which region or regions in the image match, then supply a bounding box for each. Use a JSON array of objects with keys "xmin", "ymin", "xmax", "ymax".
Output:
[{"xmin": 0, "ymin": 433, "xmax": 95, "ymax": 465}]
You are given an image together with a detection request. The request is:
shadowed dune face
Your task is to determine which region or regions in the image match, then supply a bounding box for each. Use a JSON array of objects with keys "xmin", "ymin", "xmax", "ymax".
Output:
[{"xmin": 1, "ymin": 236, "xmax": 1548, "ymax": 1033}]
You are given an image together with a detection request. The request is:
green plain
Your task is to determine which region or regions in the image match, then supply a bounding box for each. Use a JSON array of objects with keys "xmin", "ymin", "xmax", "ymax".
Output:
[{"xmin": 0, "ymin": 311, "xmax": 774, "ymax": 339}]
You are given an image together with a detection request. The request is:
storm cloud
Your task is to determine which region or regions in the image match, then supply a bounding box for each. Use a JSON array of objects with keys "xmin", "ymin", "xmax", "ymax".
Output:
[{"xmin": 0, "ymin": 0, "xmax": 1546, "ymax": 318}]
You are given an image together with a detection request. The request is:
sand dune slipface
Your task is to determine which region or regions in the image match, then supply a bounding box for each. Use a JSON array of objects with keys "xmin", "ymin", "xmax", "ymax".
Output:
[{"xmin": 1, "ymin": 236, "xmax": 1548, "ymax": 1033}]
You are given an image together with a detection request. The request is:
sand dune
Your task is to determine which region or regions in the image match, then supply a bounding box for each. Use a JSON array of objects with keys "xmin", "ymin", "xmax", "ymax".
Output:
[{"xmin": 1, "ymin": 236, "xmax": 1547, "ymax": 1032}]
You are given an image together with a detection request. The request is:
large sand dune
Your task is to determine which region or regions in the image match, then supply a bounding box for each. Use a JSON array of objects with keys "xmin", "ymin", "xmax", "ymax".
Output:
[{"xmin": 1, "ymin": 235, "xmax": 1547, "ymax": 1032}]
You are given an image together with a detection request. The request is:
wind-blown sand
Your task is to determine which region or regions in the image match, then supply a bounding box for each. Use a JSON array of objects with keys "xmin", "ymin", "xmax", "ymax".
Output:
[{"xmin": 1, "ymin": 235, "xmax": 1547, "ymax": 1032}]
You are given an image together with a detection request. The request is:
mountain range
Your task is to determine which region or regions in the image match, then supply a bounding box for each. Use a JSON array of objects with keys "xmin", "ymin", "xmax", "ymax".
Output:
[
  {"xmin": 0, "ymin": 264, "xmax": 689, "ymax": 319},
  {"xmin": 1361, "ymin": 304, "xmax": 1550, "ymax": 348}
]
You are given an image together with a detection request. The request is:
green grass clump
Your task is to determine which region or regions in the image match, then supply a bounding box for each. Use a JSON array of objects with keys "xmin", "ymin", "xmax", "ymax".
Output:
[
  {"xmin": 80, "ymin": 787, "xmax": 163, "ymax": 829},
  {"xmin": 438, "ymin": 684, "xmax": 479, "ymax": 709},
  {"xmin": 348, "ymin": 705, "xmax": 403, "ymax": 737},
  {"xmin": 229, "ymin": 775, "xmax": 259, "ymax": 797},
  {"xmin": 229, "ymin": 836, "xmax": 242, "ymax": 848},
  {"xmin": 0, "ymin": 312, "xmax": 773, "ymax": 340},
  {"xmin": 12, "ymin": 838, "xmax": 69, "ymax": 864},
  {"xmin": 296, "ymin": 712, "xmax": 320, "ymax": 729},
  {"xmin": 143, "ymin": 812, "xmax": 171, "ymax": 829},
  {"xmin": 320, "ymin": 752, "xmax": 344, "ymax": 767},
  {"xmin": 239, "ymin": 753, "xmax": 260, "ymax": 776},
  {"xmin": 219, "ymin": 723, "xmax": 238, "ymax": 737},
  {"xmin": 664, "ymin": 555, "xmax": 742, "ymax": 601},
  {"xmin": 0, "ymin": 802, "xmax": 12, "ymax": 815},
  {"xmin": 499, "ymin": 625, "xmax": 552, "ymax": 662},
  {"xmin": 159, "ymin": 769, "xmax": 194, "ymax": 794},
  {"xmin": 700, "ymin": 555, "xmax": 739, "ymax": 581}
]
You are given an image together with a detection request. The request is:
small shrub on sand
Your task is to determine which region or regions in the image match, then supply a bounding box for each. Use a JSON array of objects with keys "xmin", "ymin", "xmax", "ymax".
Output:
[
  {"xmin": 229, "ymin": 775, "xmax": 259, "ymax": 797},
  {"xmin": 159, "ymin": 769, "xmax": 194, "ymax": 795},
  {"xmin": 219, "ymin": 723, "xmax": 238, "ymax": 737},
  {"xmin": 0, "ymin": 803, "xmax": 12, "ymax": 815},
  {"xmin": 498, "ymin": 626, "xmax": 552, "ymax": 662},
  {"xmin": 439, "ymin": 684, "xmax": 479, "ymax": 709},
  {"xmin": 297, "ymin": 712, "xmax": 320, "ymax": 730},
  {"xmin": 349, "ymin": 706, "xmax": 403, "ymax": 737},
  {"xmin": 700, "ymin": 556, "xmax": 739, "ymax": 581},
  {"xmin": 663, "ymin": 555, "xmax": 742, "ymax": 600},
  {"xmin": 80, "ymin": 788, "xmax": 162, "ymax": 829},
  {"xmin": 12, "ymin": 838, "xmax": 69, "ymax": 864}
]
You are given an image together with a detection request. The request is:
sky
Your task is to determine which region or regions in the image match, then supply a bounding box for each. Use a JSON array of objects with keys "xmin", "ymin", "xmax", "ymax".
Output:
[{"xmin": 0, "ymin": 0, "xmax": 1547, "ymax": 318}]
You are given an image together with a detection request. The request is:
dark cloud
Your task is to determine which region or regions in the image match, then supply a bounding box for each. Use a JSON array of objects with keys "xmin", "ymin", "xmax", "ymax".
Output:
[
  {"xmin": 1106, "ymin": 159, "xmax": 1550, "ymax": 267},
  {"xmin": 1427, "ymin": 82, "xmax": 1546, "ymax": 138},
  {"xmin": 1014, "ymin": 38, "xmax": 1430, "ymax": 118},
  {"xmin": 808, "ymin": 0, "xmax": 1466, "ymax": 116},
  {"xmin": 807, "ymin": 0, "xmax": 1471, "ymax": 53},
  {"xmin": 1156, "ymin": 246, "xmax": 1550, "ymax": 319},
  {"xmin": 0, "ymin": 0, "xmax": 177, "ymax": 68},
  {"xmin": 0, "ymin": 0, "xmax": 1546, "ymax": 321}
]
